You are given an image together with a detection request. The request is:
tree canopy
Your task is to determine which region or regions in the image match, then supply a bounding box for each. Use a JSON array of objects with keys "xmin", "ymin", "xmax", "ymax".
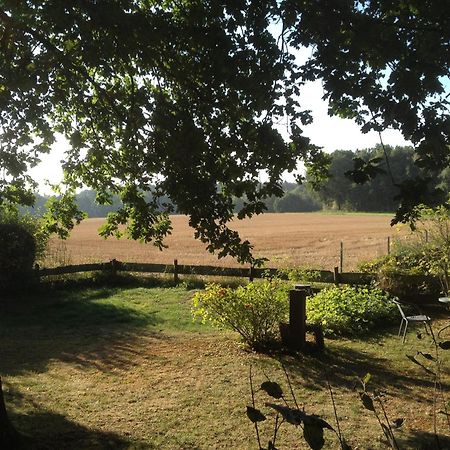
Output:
[{"xmin": 0, "ymin": 1, "xmax": 449, "ymax": 264}]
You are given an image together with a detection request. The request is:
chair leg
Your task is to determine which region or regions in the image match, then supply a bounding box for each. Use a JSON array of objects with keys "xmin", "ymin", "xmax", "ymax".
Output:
[
  {"xmin": 398, "ymin": 320, "xmax": 404, "ymax": 337},
  {"xmin": 402, "ymin": 320, "xmax": 408, "ymax": 343}
]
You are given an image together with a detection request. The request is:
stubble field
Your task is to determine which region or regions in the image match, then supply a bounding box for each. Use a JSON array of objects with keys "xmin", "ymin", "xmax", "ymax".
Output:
[{"xmin": 46, "ymin": 212, "xmax": 410, "ymax": 271}]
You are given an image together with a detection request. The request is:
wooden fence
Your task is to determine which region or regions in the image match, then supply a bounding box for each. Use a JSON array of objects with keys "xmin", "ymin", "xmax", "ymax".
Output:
[{"xmin": 34, "ymin": 258, "xmax": 437, "ymax": 288}]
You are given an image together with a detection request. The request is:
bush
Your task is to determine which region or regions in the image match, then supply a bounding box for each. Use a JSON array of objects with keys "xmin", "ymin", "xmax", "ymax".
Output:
[
  {"xmin": 192, "ymin": 279, "xmax": 289, "ymax": 350},
  {"xmin": 0, "ymin": 204, "xmax": 49, "ymax": 263},
  {"xmin": 0, "ymin": 223, "xmax": 37, "ymax": 291},
  {"xmin": 306, "ymin": 285, "xmax": 396, "ymax": 336},
  {"xmin": 359, "ymin": 202, "xmax": 450, "ymax": 298}
]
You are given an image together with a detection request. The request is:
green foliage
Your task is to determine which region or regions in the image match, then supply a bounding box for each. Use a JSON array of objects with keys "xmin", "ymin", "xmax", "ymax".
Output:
[
  {"xmin": 0, "ymin": 222, "xmax": 36, "ymax": 291},
  {"xmin": 413, "ymin": 202, "xmax": 450, "ymax": 295},
  {"xmin": 277, "ymin": 266, "xmax": 320, "ymax": 283},
  {"xmin": 0, "ymin": 203, "xmax": 48, "ymax": 263},
  {"xmin": 192, "ymin": 280, "xmax": 289, "ymax": 349},
  {"xmin": 307, "ymin": 286, "xmax": 396, "ymax": 336},
  {"xmin": 307, "ymin": 146, "xmax": 431, "ymax": 213},
  {"xmin": 0, "ymin": 2, "xmax": 448, "ymax": 262},
  {"xmin": 360, "ymin": 201, "xmax": 450, "ymax": 297}
]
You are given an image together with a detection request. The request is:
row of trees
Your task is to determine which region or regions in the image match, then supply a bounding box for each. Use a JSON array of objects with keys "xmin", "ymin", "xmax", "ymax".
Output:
[{"xmin": 27, "ymin": 145, "xmax": 450, "ymax": 217}]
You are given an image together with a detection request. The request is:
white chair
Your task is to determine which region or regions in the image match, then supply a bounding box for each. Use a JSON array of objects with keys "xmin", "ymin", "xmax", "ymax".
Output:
[{"xmin": 393, "ymin": 299, "xmax": 431, "ymax": 343}]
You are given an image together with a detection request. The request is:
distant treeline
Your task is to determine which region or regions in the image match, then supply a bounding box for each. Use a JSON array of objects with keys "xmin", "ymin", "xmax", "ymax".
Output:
[{"xmin": 28, "ymin": 145, "xmax": 449, "ymax": 217}]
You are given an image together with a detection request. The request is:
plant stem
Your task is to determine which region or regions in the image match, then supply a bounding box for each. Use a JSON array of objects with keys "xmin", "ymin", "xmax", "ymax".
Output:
[{"xmin": 249, "ymin": 366, "xmax": 263, "ymax": 450}]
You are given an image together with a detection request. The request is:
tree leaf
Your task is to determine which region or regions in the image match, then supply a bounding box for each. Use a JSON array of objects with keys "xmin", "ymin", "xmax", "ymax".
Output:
[
  {"xmin": 303, "ymin": 422, "xmax": 325, "ymax": 450},
  {"xmin": 265, "ymin": 403, "xmax": 304, "ymax": 425},
  {"xmin": 304, "ymin": 414, "xmax": 334, "ymax": 431},
  {"xmin": 406, "ymin": 354, "xmax": 436, "ymax": 375},
  {"xmin": 359, "ymin": 392, "xmax": 375, "ymax": 412},
  {"xmin": 246, "ymin": 406, "xmax": 266, "ymax": 423},
  {"xmin": 392, "ymin": 418, "xmax": 404, "ymax": 428},
  {"xmin": 362, "ymin": 373, "xmax": 371, "ymax": 386},
  {"xmin": 439, "ymin": 341, "xmax": 450, "ymax": 350},
  {"xmin": 418, "ymin": 352, "xmax": 435, "ymax": 361},
  {"xmin": 260, "ymin": 381, "xmax": 283, "ymax": 399}
]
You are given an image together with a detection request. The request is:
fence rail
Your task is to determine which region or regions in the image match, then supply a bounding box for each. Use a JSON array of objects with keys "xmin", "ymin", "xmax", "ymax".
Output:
[{"xmin": 35, "ymin": 259, "xmax": 438, "ymax": 288}]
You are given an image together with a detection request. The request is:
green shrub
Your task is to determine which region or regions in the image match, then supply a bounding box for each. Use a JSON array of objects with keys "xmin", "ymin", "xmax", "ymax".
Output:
[
  {"xmin": 359, "ymin": 202, "xmax": 450, "ymax": 298},
  {"xmin": 0, "ymin": 223, "xmax": 37, "ymax": 291},
  {"xmin": 0, "ymin": 204, "xmax": 49, "ymax": 263},
  {"xmin": 306, "ymin": 285, "xmax": 396, "ymax": 336},
  {"xmin": 192, "ymin": 279, "xmax": 289, "ymax": 350}
]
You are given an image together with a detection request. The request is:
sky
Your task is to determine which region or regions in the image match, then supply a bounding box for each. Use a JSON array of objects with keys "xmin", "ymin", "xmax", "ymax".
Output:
[{"xmin": 29, "ymin": 78, "xmax": 411, "ymax": 194}]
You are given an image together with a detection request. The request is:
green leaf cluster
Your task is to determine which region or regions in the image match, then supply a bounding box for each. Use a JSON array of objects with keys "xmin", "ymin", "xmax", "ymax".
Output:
[
  {"xmin": 0, "ymin": 1, "xmax": 448, "ymax": 264},
  {"xmin": 192, "ymin": 279, "xmax": 289, "ymax": 349},
  {"xmin": 307, "ymin": 286, "xmax": 397, "ymax": 337},
  {"xmin": 360, "ymin": 200, "xmax": 450, "ymax": 296}
]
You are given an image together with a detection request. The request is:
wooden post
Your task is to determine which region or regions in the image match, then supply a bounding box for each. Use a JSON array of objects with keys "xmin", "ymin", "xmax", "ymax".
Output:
[
  {"xmin": 387, "ymin": 236, "xmax": 391, "ymax": 255},
  {"xmin": 333, "ymin": 266, "xmax": 340, "ymax": 285},
  {"xmin": 425, "ymin": 230, "xmax": 429, "ymax": 243},
  {"xmin": 249, "ymin": 266, "xmax": 254, "ymax": 282},
  {"xmin": 173, "ymin": 259, "xmax": 179, "ymax": 284},
  {"xmin": 110, "ymin": 259, "xmax": 118, "ymax": 277},
  {"xmin": 339, "ymin": 241, "xmax": 343, "ymax": 273},
  {"xmin": 288, "ymin": 289, "xmax": 306, "ymax": 350}
]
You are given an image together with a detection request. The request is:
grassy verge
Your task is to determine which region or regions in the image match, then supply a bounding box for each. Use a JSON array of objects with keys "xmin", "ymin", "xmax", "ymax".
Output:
[{"xmin": 1, "ymin": 281, "xmax": 449, "ymax": 449}]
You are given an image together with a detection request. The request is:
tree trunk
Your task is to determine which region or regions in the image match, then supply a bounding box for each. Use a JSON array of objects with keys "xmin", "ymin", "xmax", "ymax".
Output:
[{"xmin": 0, "ymin": 377, "xmax": 21, "ymax": 449}]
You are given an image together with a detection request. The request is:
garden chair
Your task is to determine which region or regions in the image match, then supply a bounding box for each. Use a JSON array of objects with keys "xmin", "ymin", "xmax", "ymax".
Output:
[{"xmin": 393, "ymin": 299, "xmax": 431, "ymax": 344}]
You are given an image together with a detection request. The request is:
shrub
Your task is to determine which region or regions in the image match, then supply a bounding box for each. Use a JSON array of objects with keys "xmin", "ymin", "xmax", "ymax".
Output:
[
  {"xmin": 359, "ymin": 201, "xmax": 450, "ymax": 298},
  {"xmin": 0, "ymin": 223, "xmax": 37, "ymax": 291},
  {"xmin": 306, "ymin": 285, "xmax": 396, "ymax": 336},
  {"xmin": 192, "ymin": 279, "xmax": 289, "ymax": 350},
  {"xmin": 0, "ymin": 204, "xmax": 49, "ymax": 263}
]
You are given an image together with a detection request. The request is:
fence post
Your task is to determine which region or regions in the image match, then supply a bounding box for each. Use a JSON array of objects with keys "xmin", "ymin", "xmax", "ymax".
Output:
[
  {"xmin": 333, "ymin": 266, "xmax": 340, "ymax": 285},
  {"xmin": 173, "ymin": 259, "xmax": 179, "ymax": 284},
  {"xmin": 387, "ymin": 236, "xmax": 391, "ymax": 255},
  {"xmin": 288, "ymin": 288, "xmax": 306, "ymax": 350},
  {"xmin": 339, "ymin": 241, "xmax": 344, "ymax": 273},
  {"xmin": 110, "ymin": 259, "xmax": 118, "ymax": 277},
  {"xmin": 249, "ymin": 266, "xmax": 254, "ymax": 282}
]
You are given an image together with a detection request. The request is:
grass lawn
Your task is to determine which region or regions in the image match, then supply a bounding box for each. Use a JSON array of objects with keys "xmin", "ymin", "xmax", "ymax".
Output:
[{"xmin": 1, "ymin": 278, "xmax": 449, "ymax": 449}]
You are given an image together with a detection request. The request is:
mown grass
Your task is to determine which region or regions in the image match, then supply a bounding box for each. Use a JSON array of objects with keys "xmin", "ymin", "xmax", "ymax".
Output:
[{"xmin": 1, "ymin": 279, "xmax": 449, "ymax": 449}]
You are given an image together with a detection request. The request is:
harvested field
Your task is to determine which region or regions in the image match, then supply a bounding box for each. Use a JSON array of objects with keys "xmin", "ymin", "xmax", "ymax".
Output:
[{"xmin": 45, "ymin": 213, "xmax": 410, "ymax": 271}]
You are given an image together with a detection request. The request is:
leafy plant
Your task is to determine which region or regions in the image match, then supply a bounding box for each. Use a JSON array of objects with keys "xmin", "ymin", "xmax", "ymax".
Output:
[
  {"xmin": 192, "ymin": 280, "xmax": 289, "ymax": 350},
  {"xmin": 247, "ymin": 366, "xmax": 350, "ymax": 450},
  {"xmin": 360, "ymin": 201, "xmax": 450, "ymax": 297},
  {"xmin": 306, "ymin": 285, "xmax": 396, "ymax": 336},
  {"xmin": 276, "ymin": 266, "xmax": 320, "ymax": 284},
  {"xmin": 0, "ymin": 203, "xmax": 49, "ymax": 262},
  {"xmin": 0, "ymin": 223, "xmax": 36, "ymax": 292}
]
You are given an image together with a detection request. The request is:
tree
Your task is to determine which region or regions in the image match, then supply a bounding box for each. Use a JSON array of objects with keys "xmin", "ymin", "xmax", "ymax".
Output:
[
  {"xmin": 308, "ymin": 150, "xmax": 355, "ymax": 210},
  {"xmin": 309, "ymin": 146, "xmax": 429, "ymax": 212},
  {"xmin": 273, "ymin": 186, "xmax": 321, "ymax": 212},
  {"xmin": 0, "ymin": 1, "xmax": 448, "ymax": 264}
]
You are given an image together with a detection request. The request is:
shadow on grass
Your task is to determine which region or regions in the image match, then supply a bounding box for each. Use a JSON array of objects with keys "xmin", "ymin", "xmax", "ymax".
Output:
[
  {"xmin": 398, "ymin": 430, "xmax": 450, "ymax": 450},
  {"xmin": 0, "ymin": 282, "xmax": 169, "ymax": 376},
  {"xmin": 275, "ymin": 341, "xmax": 448, "ymax": 404},
  {"xmin": 6, "ymin": 385, "xmax": 152, "ymax": 450}
]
